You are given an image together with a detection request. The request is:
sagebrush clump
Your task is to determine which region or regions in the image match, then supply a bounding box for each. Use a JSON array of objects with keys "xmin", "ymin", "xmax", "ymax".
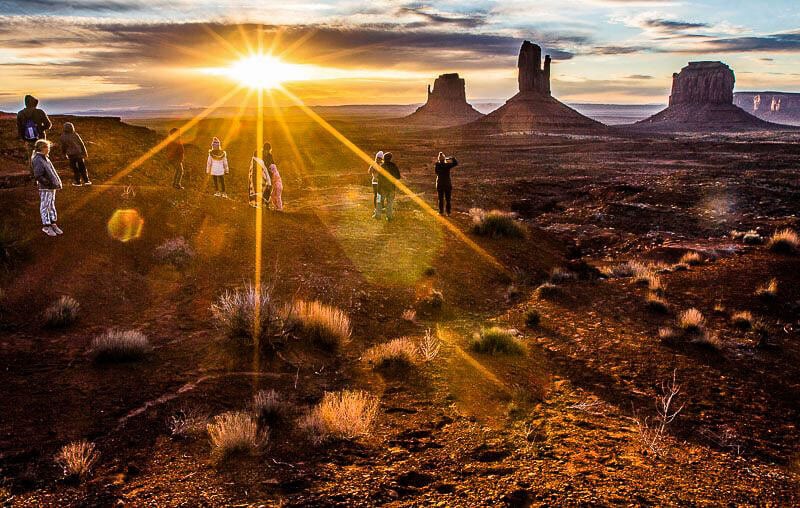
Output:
[
  {"xmin": 470, "ymin": 327, "xmax": 525, "ymax": 355},
  {"xmin": 535, "ymin": 282, "xmax": 559, "ymax": 299},
  {"xmin": 524, "ymin": 309, "xmax": 541, "ymax": 328},
  {"xmin": 755, "ymin": 278, "xmax": 778, "ymax": 299},
  {"xmin": 363, "ymin": 338, "xmax": 419, "ymax": 371},
  {"xmin": 154, "ymin": 236, "xmax": 194, "ymax": 267},
  {"xmin": 301, "ymin": 390, "xmax": 379, "ymax": 443},
  {"xmin": 44, "ymin": 295, "xmax": 80, "ymax": 328},
  {"xmin": 646, "ymin": 293, "xmax": 669, "ymax": 313},
  {"xmin": 252, "ymin": 389, "xmax": 293, "ymax": 427},
  {"xmin": 90, "ymin": 329, "xmax": 151, "ymax": 362},
  {"xmin": 678, "ymin": 308, "xmax": 705, "ymax": 334},
  {"xmin": 767, "ymin": 229, "xmax": 799, "ymax": 254},
  {"xmin": 207, "ymin": 411, "xmax": 265, "ymax": 462},
  {"xmin": 285, "ymin": 300, "xmax": 351, "ymax": 351},
  {"xmin": 211, "ymin": 284, "xmax": 283, "ymax": 344},
  {"xmin": 469, "ymin": 209, "xmax": 525, "ymax": 238},
  {"xmin": 731, "ymin": 311, "xmax": 754, "ymax": 330},
  {"xmin": 679, "ymin": 251, "xmax": 703, "ymax": 266}
]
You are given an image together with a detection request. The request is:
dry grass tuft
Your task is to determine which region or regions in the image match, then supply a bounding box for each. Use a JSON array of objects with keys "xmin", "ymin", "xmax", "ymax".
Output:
[
  {"xmin": 678, "ymin": 308, "xmax": 705, "ymax": 333},
  {"xmin": 401, "ymin": 308, "xmax": 416, "ymax": 323},
  {"xmin": 767, "ymin": 229, "xmax": 799, "ymax": 254},
  {"xmin": 418, "ymin": 289, "xmax": 444, "ymax": 313},
  {"xmin": 470, "ymin": 327, "xmax": 525, "ymax": 356},
  {"xmin": 535, "ymin": 282, "xmax": 559, "ymax": 299},
  {"xmin": 285, "ymin": 300, "xmax": 351, "ymax": 351},
  {"xmin": 550, "ymin": 268, "xmax": 576, "ymax": 283},
  {"xmin": 90, "ymin": 329, "xmax": 151, "ymax": 362},
  {"xmin": 169, "ymin": 408, "xmax": 208, "ymax": 439},
  {"xmin": 55, "ymin": 440, "xmax": 99, "ymax": 479},
  {"xmin": 44, "ymin": 295, "xmax": 80, "ymax": 328},
  {"xmin": 679, "ymin": 251, "xmax": 703, "ymax": 266},
  {"xmin": 207, "ymin": 411, "xmax": 265, "ymax": 461},
  {"xmin": 604, "ymin": 260, "xmax": 650, "ymax": 279},
  {"xmin": 742, "ymin": 231, "xmax": 763, "ymax": 245},
  {"xmin": 525, "ymin": 309, "xmax": 541, "ymax": 328},
  {"xmin": 363, "ymin": 338, "xmax": 419, "ymax": 371},
  {"xmin": 755, "ymin": 278, "xmax": 778, "ymax": 299},
  {"xmin": 301, "ymin": 390, "xmax": 379, "ymax": 443},
  {"xmin": 712, "ymin": 303, "xmax": 727, "ymax": 316},
  {"xmin": 211, "ymin": 284, "xmax": 282, "ymax": 344},
  {"xmin": 731, "ymin": 311, "xmax": 754, "ymax": 330},
  {"xmin": 252, "ymin": 390, "xmax": 293, "ymax": 427},
  {"xmin": 658, "ymin": 327, "xmax": 677, "ymax": 343},
  {"xmin": 645, "ymin": 293, "xmax": 670, "ymax": 313},
  {"xmin": 417, "ymin": 328, "xmax": 442, "ymax": 362},
  {"xmin": 470, "ymin": 209, "xmax": 525, "ymax": 238},
  {"xmin": 154, "ymin": 236, "xmax": 194, "ymax": 267}
]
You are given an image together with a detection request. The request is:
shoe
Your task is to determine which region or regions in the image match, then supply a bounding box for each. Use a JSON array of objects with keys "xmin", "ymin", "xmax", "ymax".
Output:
[
  {"xmin": 51, "ymin": 224, "xmax": 63, "ymax": 235},
  {"xmin": 42, "ymin": 225, "xmax": 57, "ymax": 237},
  {"xmin": 84, "ymin": 181, "xmax": 92, "ymax": 186},
  {"xmin": 214, "ymin": 192, "xmax": 221, "ymax": 197},
  {"xmin": 221, "ymin": 193, "xmax": 228, "ymax": 198},
  {"xmin": 72, "ymin": 182, "xmax": 82, "ymax": 187}
]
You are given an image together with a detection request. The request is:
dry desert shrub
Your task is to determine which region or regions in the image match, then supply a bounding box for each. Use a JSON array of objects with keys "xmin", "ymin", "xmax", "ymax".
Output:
[
  {"xmin": 207, "ymin": 411, "xmax": 265, "ymax": 461},
  {"xmin": 678, "ymin": 308, "xmax": 705, "ymax": 334},
  {"xmin": 550, "ymin": 267, "xmax": 576, "ymax": 283},
  {"xmin": 169, "ymin": 408, "xmax": 208, "ymax": 439},
  {"xmin": 55, "ymin": 440, "xmax": 99, "ymax": 479},
  {"xmin": 401, "ymin": 308, "xmax": 416, "ymax": 323},
  {"xmin": 658, "ymin": 327, "xmax": 677, "ymax": 343},
  {"xmin": 252, "ymin": 389, "xmax": 293, "ymax": 427},
  {"xmin": 417, "ymin": 328, "xmax": 442, "ymax": 362},
  {"xmin": 301, "ymin": 390, "xmax": 379, "ymax": 443},
  {"xmin": 645, "ymin": 293, "xmax": 669, "ymax": 313},
  {"xmin": 678, "ymin": 251, "xmax": 703, "ymax": 266},
  {"xmin": 363, "ymin": 338, "xmax": 419, "ymax": 371},
  {"xmin": 535, "ymin": 282, "xmax": 559, "ymax": 299},
  {"xmin": 604, "ymin": 260, "xmax": 650, "ymax": 279},
  {"xmin": 767, "ymin": 228, "xmax": 799, "ymax": 254},
  {"xmin": 211, "ymin": 284, "xmax": 283, "ymax": 344},
  {"xmin": 730, "ymin": 311, "xmax": 754, "ymax": 330},
  {"xmin": 285, "ymin": 300, "xmax": 351, "ymax": 351},
  {"xmin": 470, "ymin": 209, "xmax": 525, "ymax": 238},
  {"xmin": 755, "ymin": 278, "xmax": 778, "ymax": 299},
  {"xmin": 742, "ymin": 231, "xmax": 763, "ymax": 245},
  {"xmin": 470, "ymin": 327, "xmax": 525, "ymax": 356},
  {"xmin": 524, "ymin": 309, "xmax": 541, "ymax": 328},
  {"xmin": 634, "ymin": 370, "xmax": 684, "ymax": 457},
  {"xmin": 44, "ymin": 295, "xmax": 80, "ymax": 328},
  {"xmin": 154, "ymin": 236, "xmax": 194, "ymax": 267},
  {"xmin": 90, "ymin": 329, "xmax": 151, "ymax": 362}
]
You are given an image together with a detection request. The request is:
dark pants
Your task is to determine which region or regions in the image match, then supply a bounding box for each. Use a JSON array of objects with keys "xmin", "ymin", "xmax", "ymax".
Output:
[
  {"xmin": 68, "ymin": 157, "xmax": 89, "ymax": 184},
  {"xmin": 170, "ymin": 161, "xmax": 184, "ymax": 187},
  {"xmin": 437, "ymin": 183, "xmax": 452, "ymax": 214},
  {"xmin": 372, "ymin": 182, "xmax": 379, "ymax": 208},
  {"xmin": 213, "ymin": 175, "xmax": 226, "ymax": 193}
]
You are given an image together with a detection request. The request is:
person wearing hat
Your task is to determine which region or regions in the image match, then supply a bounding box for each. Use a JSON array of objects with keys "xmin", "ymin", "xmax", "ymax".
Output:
[
  {"xmin": 206, "ymin": 137, "xmax": 229, "ymax": 198},
  {"xmin": 60, "ymin": 122, "xmax": 91, "ymax": 186},
  {"xmin": 369, "ymin": 150, "xmax": 384, "ymax": 218},
  {"xmin": 375, "ymin": 152, "xmax": 401, "ymax": 221}
]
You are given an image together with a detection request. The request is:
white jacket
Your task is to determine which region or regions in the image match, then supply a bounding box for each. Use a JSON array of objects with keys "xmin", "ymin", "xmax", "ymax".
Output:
[{"xmin": 206, "ymin": 150, "xmax": 229, "ymax": 176}]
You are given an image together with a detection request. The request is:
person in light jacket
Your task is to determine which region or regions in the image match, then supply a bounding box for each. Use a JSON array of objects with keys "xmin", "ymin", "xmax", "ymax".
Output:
[
  {"xmin": 369, "ymin": 150, "xmax": 384, "ymax": 216},
  {"xmin": 31, "ymin": 140, "xmax": 63, "ymax": 237},
  {"xmin": 264, "ymin": 143, "xmax": 283, "ymax": 211},
  {"xmin": 60, "ymin": 122, "xmax": 91, "ymax": 186},
  {"xmin": 206, "ymin": 137, "xmax": 229, "ymax": 198}
]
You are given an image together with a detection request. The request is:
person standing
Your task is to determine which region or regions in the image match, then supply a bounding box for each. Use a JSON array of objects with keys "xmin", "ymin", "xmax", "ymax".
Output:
[
  {"xmin": 248, "ymin": 144, "xmax": 272, "ymax": 208},
  {"xmin": 60, "ymin": 122, "xmax": 91, "ymax": 186},
  {"xmin": 16, "ymin": 94, "xmax": 52, "ymax": 165},
  {"xmin": 369, "ymin": 151, "xmax": 384, "ymax": 217},
  {"xmin": 265, "ymin": 145, "xmax": 283, "ymax": 211},
  {"xmin": 376, "ymin": 152, "xmax": 401, "ymax": 221},
  {"xmin": 31, "ymin": 140, "xmax": 63, "ymax": 237},
  {"xmin": 165, "ymin": 128, "xmax": 185, "ymax": 189},
  {"xmin": 206, "ymin": 137, "xmax": 229, "ymax": 198},
  {"xmin": 434, "ymin": 152, "xmax": 458, "ymax": 216}
]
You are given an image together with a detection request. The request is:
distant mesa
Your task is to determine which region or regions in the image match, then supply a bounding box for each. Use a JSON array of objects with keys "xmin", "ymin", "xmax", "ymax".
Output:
[
  {"xmin": 404, "ymin": 73, "xmax": 483, "ymax": 126},
  {"xmin": 734, "ymin": 91, "xmax": 800, "ymax": 126},
  {"xmin": 468, "ymin": 41, "xmax": 603, "ymax": 133},
  {"xmin": 635, "ymin": 61, "xmax": 784, "ymax": 131}
]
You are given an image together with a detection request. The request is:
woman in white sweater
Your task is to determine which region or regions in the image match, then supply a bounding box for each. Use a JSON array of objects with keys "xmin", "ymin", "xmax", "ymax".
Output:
[{"xmin": 206, "ymin": 137, "xmax": 229, "ymax": 198}]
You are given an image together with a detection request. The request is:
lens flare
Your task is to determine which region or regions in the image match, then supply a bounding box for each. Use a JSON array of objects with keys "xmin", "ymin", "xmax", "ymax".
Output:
[{"xmin": 107, "ymin": 209, "xmax": 144, "ymax": 242}]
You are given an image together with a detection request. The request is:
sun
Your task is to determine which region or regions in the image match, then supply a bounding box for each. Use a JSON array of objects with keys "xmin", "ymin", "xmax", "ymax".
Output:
[{"xmin": 224, "ymin": 54, "xmax": 312, "ymax": 90}]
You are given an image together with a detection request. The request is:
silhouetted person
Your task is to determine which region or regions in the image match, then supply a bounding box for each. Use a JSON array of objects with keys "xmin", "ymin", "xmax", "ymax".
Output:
[
  {"xmin": 165, "ymin": 128, "xmax": 185, "ymax": 189},
  {"xmin": 434, "ymin": 152, "xmax": 458, "ymax": 216},
  {"xmin": 369, "ymin": 150, "xmax": 384, "ymax": 217},
  {"xmin": 249, "ymin": 143, "xmax": 273, "ymax": 208},
  {"xmin": 60, "ymin": 122, "xmax": 91, "ymax": 186},
  {"xmin": 376, "ymin": 152, "xmax": 401, "ymax": 221},
  {"xmin": 17, "ymin": 94, "xmax": 51, "ymax": 165}
]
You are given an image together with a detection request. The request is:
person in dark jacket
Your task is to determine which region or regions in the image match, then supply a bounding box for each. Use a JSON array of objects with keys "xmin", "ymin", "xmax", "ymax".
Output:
[
  {"xmin": 31, "ymin": 140, "xmax": 63, "ymax": 237},
  {"xmin": 60, "ymin": 122, "xmax": 91, "ymax": 186},
  {"xmin": 375, "ymin": 152, "xmax": 401, "ymax": 221},
  {"xmin": 434, "ymin": 152, "xmax": 458, "ymax": 216},
  {"xmin": 17, "ymin": 94, "xmax": 52, "ymax": 166},
  {"xmin": 165, "ymin": 128, "xmax": 185, "ymax": 189},
  {"xmin": 368, "ymin": 150, "xmax": 384, "ymax": 216}
]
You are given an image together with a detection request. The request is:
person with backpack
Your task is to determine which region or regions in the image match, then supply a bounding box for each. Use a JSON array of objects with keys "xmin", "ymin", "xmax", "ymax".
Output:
[
  {"xmin": 247, "ymin": 143, "xmax": 274, "ymax": 208},
  {"xmin": 165, "ymin": 128, "xmax": 185, "ymax": 189},
  {"xmin": 375, "ymin": 152, "xmax": 401, "ymax": 221},
  {"xmin": 206, "ymin": 137, "xmax": 229, "ymax": 198},
  {"xmin": 31, "ymin": 140, "xmax": 63, "ymax": 237},
  {"xmin": 434, "ymin": 152, "xmax": 458, "ymax": 216},
  {"xmin": 368, "ymin": 151, "xmax": 384, "ymax": 217},
  {"xmin": 17, "ymin": 94, "xmax": 52, "ymax": 163},
  {"xmin": 60, "ymin": 122, "xmax": 91, "ymax": 186}
]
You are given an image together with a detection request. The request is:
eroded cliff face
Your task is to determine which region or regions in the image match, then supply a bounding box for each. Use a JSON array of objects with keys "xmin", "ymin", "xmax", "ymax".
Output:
[
  {"xmin": 405, "ymin": 73, "xmax": 483, "ymax": 126},
  {"xmin": 518, "ymin": 41, "xmax": 551, "ymax": 96},
  {"xmin": 669, "ymin": 62, "xmax": 735, "ymax": 106},
  {"xmin": 734, "ymin": 92, "xmax": 800, "ymax": 126}
]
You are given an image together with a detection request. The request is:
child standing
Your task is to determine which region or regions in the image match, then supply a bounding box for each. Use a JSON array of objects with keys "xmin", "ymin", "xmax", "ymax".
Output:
[
  {"xmin": 206, "ymin": 137, "xmax": 229, "ymax": 198},
  {"xmin": 31, "ymin": 140, "xmax": 63, "ymax": 236},
  {"xmin": 60, "ymin": 122, "xmax": 91, "ymax": 186},
  {"xmin": 248, "ymin": 148, "xmax": 272, "ymax": 208},
  {"xmin": 264, "ymin": 143, "xmax": 283, "ymax": 211}
]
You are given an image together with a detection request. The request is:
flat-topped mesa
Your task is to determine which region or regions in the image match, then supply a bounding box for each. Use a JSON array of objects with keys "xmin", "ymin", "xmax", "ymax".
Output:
[
  {"xmin": 518, "ymin": 41, "xmax": 551, "ymax": 95},
  {"xmin": 405, "ymin": 73, "xmax": 483, "ymax": 126},
  {"xmin": 669, "ymin": 61, "xmax": 735, "ymax": 106}
]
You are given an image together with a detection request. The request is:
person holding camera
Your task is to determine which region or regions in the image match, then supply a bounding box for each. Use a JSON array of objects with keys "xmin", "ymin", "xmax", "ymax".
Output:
[{"xmin": 434, "ymin": 151, "xmax": 458, "ymax": 216}]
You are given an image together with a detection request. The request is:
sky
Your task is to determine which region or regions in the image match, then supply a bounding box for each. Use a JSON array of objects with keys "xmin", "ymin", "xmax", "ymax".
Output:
[{"xmin": 0, "ymin": 0, "xmax": 798, "ymax": 113}]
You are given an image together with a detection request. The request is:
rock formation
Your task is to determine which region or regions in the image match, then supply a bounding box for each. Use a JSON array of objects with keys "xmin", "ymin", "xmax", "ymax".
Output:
[
  {"xmin": 468, "ymin": 41, "xmax": 602, "ymax": 132},
  {"xmin": 404, "ymin": 73, "xmax": 483, "ymax": 126},
  {"xmin": 734, "ymin": 91, "xmax": 800, "ymax": 126},
  {"xmin": 636, "ymin": 61, "xmax": 782, "ymax": 131}
]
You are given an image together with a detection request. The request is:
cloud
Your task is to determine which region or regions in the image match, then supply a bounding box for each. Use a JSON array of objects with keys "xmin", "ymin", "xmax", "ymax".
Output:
[
  {"xmin": 700, "ymin": 31, "xmax": 800, "ymax": 53},
  {"xmin": 642, "ymin": 18, "xmax": 710, "ymax": 32},
  {"xmin": 0, "ymin": 0, "xmax": 151, "ymax": 13},
  {"xmin": 590, "ymin": 45, "xmax": 651, "ymax": 55},
  {"xmin": 398, "ymin": 3, "xmax": 488, "ymax": 29},
  {"xmin": 626, "ymin": 74, "xmax": 653, "ymax": 79}
]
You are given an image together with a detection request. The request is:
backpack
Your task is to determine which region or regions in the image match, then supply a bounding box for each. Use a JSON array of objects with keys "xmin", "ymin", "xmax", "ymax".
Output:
[{"xmin": 22, "ymin": 117, "xmax": 39, "ymax": 141}]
